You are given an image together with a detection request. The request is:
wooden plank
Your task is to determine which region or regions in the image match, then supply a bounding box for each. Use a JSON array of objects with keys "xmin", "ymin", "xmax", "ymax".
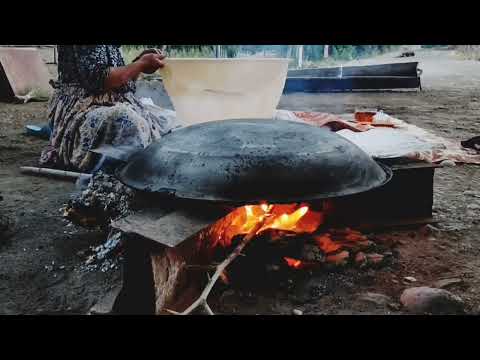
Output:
[
  {"xmin": 117, "ymin": 230, "xmax": 214, "ymax": 315},
  {"xmin": 150, "ymin": 239, "xmax": 207, "ymax": 314},
  {"xmin": 111, "ymin": 206, "xmax": 225, "ymax": 247}
]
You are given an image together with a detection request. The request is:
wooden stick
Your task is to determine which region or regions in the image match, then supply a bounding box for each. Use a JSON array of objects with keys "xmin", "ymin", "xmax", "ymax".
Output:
[
  {"xmin": 166, "ymin": 207, "xmax": 273, "ymax": 315},
  {"xmin": 19, "ymin": 166, "xmax": 92, "ymax": 180}
]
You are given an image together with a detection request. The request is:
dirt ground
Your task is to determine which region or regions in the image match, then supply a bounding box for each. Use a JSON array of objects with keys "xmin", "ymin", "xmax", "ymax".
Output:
[{"xmin": 1, "ymin": 48, "xmax": 480, "ymax": 315}]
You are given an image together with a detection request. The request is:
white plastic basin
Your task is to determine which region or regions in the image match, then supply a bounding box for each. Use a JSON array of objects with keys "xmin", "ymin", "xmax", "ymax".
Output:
[{"xmin": 158, "ymin": 58, "xmax": 289, "ymax": 126}]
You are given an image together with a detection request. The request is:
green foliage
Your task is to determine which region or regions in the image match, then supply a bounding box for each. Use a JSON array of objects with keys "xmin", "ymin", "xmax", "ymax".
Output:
[
  {"xmin": 122, "ymin": 45, "xmax": 400, "ymax": 64},
  {"xmin": 421, "ymin": 45, "xmax": 446, "ymax": 49}
]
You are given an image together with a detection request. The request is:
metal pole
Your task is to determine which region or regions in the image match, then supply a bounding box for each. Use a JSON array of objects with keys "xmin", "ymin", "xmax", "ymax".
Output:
[{"xmin": 297, "ymin": 45, "xmax": 303, "ymax": 69}]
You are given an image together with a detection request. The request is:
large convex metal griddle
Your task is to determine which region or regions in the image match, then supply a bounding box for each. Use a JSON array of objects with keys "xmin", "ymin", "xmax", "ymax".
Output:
[{"xmin": 116, "ymin": 118, "xmax": 392, "ymax": 204}]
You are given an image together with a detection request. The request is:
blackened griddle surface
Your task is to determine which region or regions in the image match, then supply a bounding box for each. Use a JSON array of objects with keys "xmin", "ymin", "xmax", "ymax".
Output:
[{"xmin": 116, "ymin": 118, "xmax": 392, "ymax": 203}]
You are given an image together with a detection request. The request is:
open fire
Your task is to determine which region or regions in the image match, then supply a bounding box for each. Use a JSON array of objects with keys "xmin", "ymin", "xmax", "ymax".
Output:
[
  {"xmin": 205, "ymin": 203, "xmax": 323, "ymax": 248},
  {"xmin": 160, "ymin": 201, "xmax": 390, "ymax": 315},
  {"xmin": 200, "ymin": 202, "xmax": 374, "ymax": 271}
]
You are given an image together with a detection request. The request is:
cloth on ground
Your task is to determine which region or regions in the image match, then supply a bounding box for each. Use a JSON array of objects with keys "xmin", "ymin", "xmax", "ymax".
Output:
[
  {"xmin": 275, "ymin": 110, "xmax": 370, "ymax": 132},
  {"xmin": 336, "ymin": 127, "xmax": 436, "ymax": 159},
  {"xmin": 338, "ymin": 114, "xmax": 480, "ymax": 164},
  {"xmin": 282, "ymin": 110, "xmax": 480, "ymax": 165}
]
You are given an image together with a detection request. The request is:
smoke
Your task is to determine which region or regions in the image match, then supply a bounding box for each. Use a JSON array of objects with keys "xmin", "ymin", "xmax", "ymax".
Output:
[{"xmin": 91, "ymin": 154, "xmax": 107, "ymax": 173}]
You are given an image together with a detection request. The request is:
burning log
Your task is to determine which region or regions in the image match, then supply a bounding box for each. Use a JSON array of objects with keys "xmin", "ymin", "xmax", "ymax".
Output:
[{"xmin": 167, "ymin": 206, "xmax": 274, "ymax": 315}]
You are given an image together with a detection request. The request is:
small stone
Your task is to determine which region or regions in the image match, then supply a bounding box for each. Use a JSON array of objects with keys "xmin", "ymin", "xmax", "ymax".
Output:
[
  {"xmin": 354, "ymin": 252, "xmax": 367, "ymax": 267},
  {"xmin": 292, "ymin": 309, "xmax": 303, "ymax": 315},
  {"xmin": 404, "ymin": 276, "xmax": 417, "ymax": 283},
  {"xmin": 432, "ymin": 278, "xmax": 463, "ymax": 289},
  {"xmin": 440, "ymin": 160, "xmax": 456, "ymax": 167},
  {"xmin": 302, "ymin": 244, "xmax": 325, "ymax": 262},
  {"xmin": 400, "ymin": 287, "xmax": 465, "ymax": 314}
]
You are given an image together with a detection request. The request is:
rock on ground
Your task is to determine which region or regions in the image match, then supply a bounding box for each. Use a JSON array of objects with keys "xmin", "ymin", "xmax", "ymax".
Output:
[{"xmin": 400, "ymin": 286, "xmax": 465, "ymax": 314}]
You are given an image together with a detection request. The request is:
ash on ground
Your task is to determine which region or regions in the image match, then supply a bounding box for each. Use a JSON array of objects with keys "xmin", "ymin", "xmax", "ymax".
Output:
[
  {"xmin": 79, "ymin": 230, "xmax": 124, "ymax": 273},
  {"xmin": 62, "ymin": 172, "xmax": 134, "ymax": 272},
  {"xmin": 65, "ymin": 171, "xmax": 135, "ymax": 228}
]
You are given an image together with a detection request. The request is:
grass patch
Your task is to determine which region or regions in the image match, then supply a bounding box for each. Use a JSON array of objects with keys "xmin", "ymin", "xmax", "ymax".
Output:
[{"xmin": 121, "ymin": 45, "xmax": 216, "ymax": 63}]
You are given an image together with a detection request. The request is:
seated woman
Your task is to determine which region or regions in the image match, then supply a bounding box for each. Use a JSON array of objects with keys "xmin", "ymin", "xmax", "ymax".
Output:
[{"xmin": 40, "ymin": 45, "xmax": 178, "ymax": 173}]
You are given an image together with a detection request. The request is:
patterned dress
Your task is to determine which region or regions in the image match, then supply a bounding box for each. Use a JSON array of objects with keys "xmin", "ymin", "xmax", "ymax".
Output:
[{"xmin": 40, "ymin": 45, "xmax": 178, "ymax": 172}]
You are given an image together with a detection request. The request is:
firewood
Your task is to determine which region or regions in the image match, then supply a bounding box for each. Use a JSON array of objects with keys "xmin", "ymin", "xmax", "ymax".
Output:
[
  {"xmin": 166, "ymin": 206, "xmax": 273, "ymax": 315},
  {"xmin": 20, "ymin": 166, "xmax": 91, "ymax": 180}
]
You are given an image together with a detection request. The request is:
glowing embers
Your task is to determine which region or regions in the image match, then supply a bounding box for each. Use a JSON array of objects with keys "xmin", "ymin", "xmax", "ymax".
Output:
[
  {"xmin": 283, "ymin": 228, "xmax": 372, "ymax": 269},
  {"xmin": 200, "ymin": 202, "xmax": 385, "ymax": 273}
]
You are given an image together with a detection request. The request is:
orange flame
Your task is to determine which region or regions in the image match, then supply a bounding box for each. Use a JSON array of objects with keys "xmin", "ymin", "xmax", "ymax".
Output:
[
  {"xmin": 284, "ymin": 257, "xmax": 304, "ymax": 269},
  {"xmin": 206, "ymin": 203, "xmax": 324, "ymax": 249},
  {"xmin": 201, "ymin": 202, "xmax": 367, "ymax": 273}
]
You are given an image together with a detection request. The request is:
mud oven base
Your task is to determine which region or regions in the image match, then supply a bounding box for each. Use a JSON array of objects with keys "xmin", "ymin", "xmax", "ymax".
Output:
[{"xmin": 110, "ymin": 161, "xmax": 439, "ymax": 315}]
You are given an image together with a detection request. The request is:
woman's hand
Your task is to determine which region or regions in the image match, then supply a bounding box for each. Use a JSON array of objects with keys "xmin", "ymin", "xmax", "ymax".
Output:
[
  {"xmin": 132, "ymin": 48, "xmax": 164, "ymax": 62},
  {"xmin": 137, "ymin": 52, "xmax": 166, "ymax": 74}
]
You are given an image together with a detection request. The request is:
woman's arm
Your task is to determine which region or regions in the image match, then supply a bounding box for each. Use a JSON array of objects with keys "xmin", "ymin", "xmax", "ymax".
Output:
[
  {"xmin": 104, "ymin": 53, "xmax": 165, "ymax": 91},
  {"xmin": 73, "ymin": 46, "xmax": 165, "ymax": 93}
]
